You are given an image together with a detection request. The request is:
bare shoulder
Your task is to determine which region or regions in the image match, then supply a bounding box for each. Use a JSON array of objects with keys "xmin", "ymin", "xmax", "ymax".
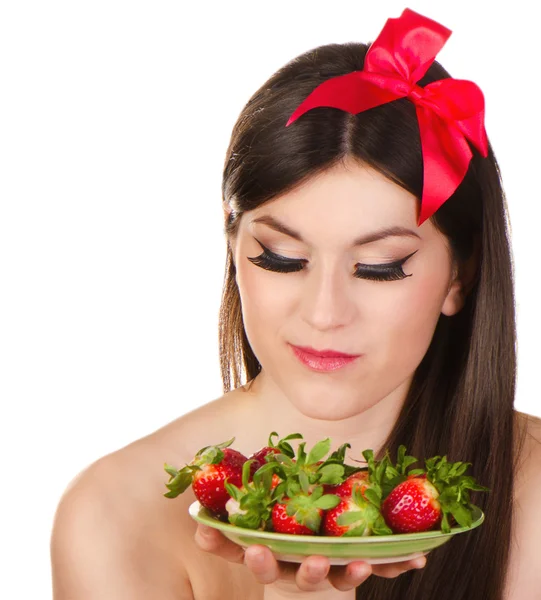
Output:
[
  {"xmin": 504, "ymin": 411, "xmax": 541, "ymax": 599},
  {"xmin": 51, "ymin": 390, "xmax": 263, "ymax": 600},
  {"xmin": 50, "ymin": 427, "xmax": 195, "ymax": 599},
  {"xmin": 513, "ymin": 411, "xmax": 541, "ymax": 491}
]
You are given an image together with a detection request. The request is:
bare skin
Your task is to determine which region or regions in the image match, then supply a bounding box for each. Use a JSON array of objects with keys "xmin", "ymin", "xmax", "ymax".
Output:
[
  {"xmin": 51, "ymin": 163, "xmax": 541, "ymax": 598},
  {"xmin": 51, "ymin": 383, "xmax": 541, "ymax": 600}
]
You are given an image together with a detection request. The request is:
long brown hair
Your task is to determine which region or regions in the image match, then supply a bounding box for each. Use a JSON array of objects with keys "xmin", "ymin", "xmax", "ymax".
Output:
[{"xmin": 218, "ymin": 42, "xmax": 528, "ymax": 599}]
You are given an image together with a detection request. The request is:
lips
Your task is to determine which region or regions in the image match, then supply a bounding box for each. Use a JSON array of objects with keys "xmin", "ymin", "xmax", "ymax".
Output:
[
  {"xmin": 290, "ymin": 345, "xmax": 361, "ymax": 372},
  {"xmin": 291, "ymin": 345, "xmax": 360, "ymax": 358}
]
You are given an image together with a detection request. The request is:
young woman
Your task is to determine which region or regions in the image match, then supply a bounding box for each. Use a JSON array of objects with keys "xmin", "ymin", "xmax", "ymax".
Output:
[{"xmin": 50, "ymin": 9, "xmax": 541, "ymax": 600}]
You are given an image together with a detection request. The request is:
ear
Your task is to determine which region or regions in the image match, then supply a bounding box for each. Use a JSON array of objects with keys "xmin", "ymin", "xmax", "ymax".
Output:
[
  {"xmin": 441, "ymin": 238, "xmax": 480, "ymax": 317},
  {"xmin": 223, "ymin": 202, "xmax": 237, "ymax": 265},
  {"xmin": 223, "ymin": 201, "xmax": 233, "ymax": 221}
]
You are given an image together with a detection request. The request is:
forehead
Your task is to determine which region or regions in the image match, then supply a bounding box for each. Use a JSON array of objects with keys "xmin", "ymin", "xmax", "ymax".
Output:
[{"xmin": 244, "ymin": 161, "xmax": 431, "ymax": 248}]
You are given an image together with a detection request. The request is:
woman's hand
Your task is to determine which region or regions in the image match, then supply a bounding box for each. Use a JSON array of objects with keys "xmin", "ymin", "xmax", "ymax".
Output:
[{"xmin": 194, "ymin": 524, "xmax": 427, "ymax": 595}]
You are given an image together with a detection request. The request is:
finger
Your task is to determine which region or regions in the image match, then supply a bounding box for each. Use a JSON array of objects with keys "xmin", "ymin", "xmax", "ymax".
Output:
[
  {"xmin": 243, "ymin": 545, "xmax": 284, "ymax": 585},
  {"xmin": 328, "ymin": 561, "xmax": 372, "ymax": 591},
  {"xmin": 194, "ymin": 524, "xmax": 245, "ymax": 564},
  {"xmin": 371, "ymin": 555, "xmax": 427, "ymax": 579},
  {"xmin": 294, "ymin": 555, "xmax": 332, "ymax": 592}
]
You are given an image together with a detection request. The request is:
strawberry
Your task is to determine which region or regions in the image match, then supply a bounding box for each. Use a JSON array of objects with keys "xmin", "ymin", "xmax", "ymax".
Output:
[
  {"xmin": 271, "ymin": 485, "xmax": 341, "ymax": 535},
  {"xmin": 271, "ymin": 438, "xmax": 349, "ymax": 500},
  {"xmin": 381, "ymin": 474, "xmax": 442, "ymax": 533},
  {"xmin": 324, "ymin": 470, "xmax": 369, "ymax": 499},
  {"xmin": 381, "ymin": 454, "xmax": 490, "ymax": 534},
  {"xmin": 248, "ymin": 431, "xmax": 303, "ymax": 479},
  {"xmin": 322, "ymin": 454, "xmax": 392, "ymax": 536},
  {"xmin": 224, "ymin": 458, "xmax": 278, "ymax": 530},
  {"xmin": 163, "ymin": 438, "xmax": 246, "ymax": 517},
  {"xmin": 380, "ymin": 445, "xmax": 425, "ymax": 498}
]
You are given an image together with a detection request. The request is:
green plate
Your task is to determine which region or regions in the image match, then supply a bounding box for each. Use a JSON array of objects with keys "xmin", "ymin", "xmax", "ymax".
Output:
[{"xmin": 189, "ymin": 501, "xmax": 484, "ymax": 565}]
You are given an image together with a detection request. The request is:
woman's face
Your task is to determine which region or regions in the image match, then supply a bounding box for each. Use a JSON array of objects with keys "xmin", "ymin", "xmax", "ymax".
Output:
[{"xmin": 228, "ymin": 160, "xmax": 464, "ymax": 421}]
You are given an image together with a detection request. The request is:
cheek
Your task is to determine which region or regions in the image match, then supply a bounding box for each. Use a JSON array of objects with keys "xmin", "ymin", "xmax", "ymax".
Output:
[
  {"xmin": 235, "ymin": 265, "xmax": 291, "ymax": 349},
  {"xmin": 238, "ymin": 266, "xmax": 282, "ymax": 310},
  {"xmin": 369, "ymin": 272, "xmax": 449, "ymax": 367}
]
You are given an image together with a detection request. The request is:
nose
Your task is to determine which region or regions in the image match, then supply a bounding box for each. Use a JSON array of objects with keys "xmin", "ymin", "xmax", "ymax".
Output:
[{"xmin": 300, "ymin": 263, "xmax": 357, "ymax": 332}]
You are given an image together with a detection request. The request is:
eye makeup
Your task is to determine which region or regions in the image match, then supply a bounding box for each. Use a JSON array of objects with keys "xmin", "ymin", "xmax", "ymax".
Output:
[{"xmin": 247, "ymin": 239, "xmax": 417, "ymax": 282}]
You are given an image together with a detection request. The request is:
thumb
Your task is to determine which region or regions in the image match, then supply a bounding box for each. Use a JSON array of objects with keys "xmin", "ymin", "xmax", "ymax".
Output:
[{"xmin": 194, "ymin": 524, "xmax": 246, "ymax": 565}]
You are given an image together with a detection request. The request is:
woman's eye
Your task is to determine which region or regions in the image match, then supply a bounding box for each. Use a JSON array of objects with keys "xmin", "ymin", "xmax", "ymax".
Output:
[
  {"xmin": 354, "ymin": 251, "xmax": 417, "ymax": 281},
  {"xmin": 247, "ymin": 241, "xmax": 418, "ymax": 282},
  {"xmin": 247, "ymin": 243, "xmax": 306, "ymax": 273}
]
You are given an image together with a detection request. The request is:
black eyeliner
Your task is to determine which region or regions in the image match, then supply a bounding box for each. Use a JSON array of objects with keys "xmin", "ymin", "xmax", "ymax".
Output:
[
  {"xmin": 247, "ymin": 238, "xmax": 418, "ymax": 281},
  {"xmin": 354, "ymin": 250, "xmax": 418, "ymax": 281},
  {"xmin": 247, "ymin": 238, "xmax": 306, "ymax": 272}
]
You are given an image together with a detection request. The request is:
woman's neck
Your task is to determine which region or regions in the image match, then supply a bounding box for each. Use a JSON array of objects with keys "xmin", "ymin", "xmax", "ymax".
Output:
[{"xmin": 237, "ymin": 370, "xmax": 409, "ymax": 461}]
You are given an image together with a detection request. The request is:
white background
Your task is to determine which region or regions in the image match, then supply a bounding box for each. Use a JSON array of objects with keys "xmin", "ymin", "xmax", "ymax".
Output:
[{"xmin": 1, "ymin": 1, "xmax": 539, "ymax": 597}]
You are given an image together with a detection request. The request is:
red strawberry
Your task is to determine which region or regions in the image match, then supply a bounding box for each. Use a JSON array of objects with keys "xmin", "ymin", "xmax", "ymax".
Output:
[
  {"xmin": 322, "ymin": 465, "xmax": 392, "ymax": 536},
  {"xmin": 272, "ymin": 499, "xmax": 316, "ymax": 535},
  {"xmin": 224, "ymin": 459, "xmax": 276, "ymax": 530},
  {"xmin": 271, "ymin": 438, "xmax": 347, "ymax": 500},
  {"xmin": 271, "ymin": 485, "xmax": 340, "ymax": 535},
  {"xmin": 272, "ymin": 458, "xmax": 325, "ymax": 495},
  {"xmin": 324, "ymin": 470, "xmax": 369, "ymax": 498},
  {"xmin": 248, "ymin": 431, "xmax": 303, "ymax": 479},
  {"xmin": 163, "ymin": 438, "xmax": 247, "ymax": 517},
  {"xmin": 381, "ymin": 455, "xmax": 490, "ymax": 534},
  {"xmin": 323, "ymin": 497, "xmax": 373, "ymax": 536},
  {"xmin": 381, "ymin": 474, "xmax": 441, "ymax": 533}
]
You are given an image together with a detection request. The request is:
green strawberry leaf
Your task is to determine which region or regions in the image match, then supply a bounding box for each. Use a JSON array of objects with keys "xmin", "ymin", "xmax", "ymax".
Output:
[
  {"xmin": 313, "ymin": 494, "xmax": 341, "ymax": 510},
  {"xmin": 304, "ymin": 511, "xmax": 322, "ymax": 533},
  {"xmin": 440, "ymin": 511, "xmax": 451, "ymax": 534},
  {"xmin": 460, "ymin": 477, "xmax": 491, "ymax": 492},
  {"xmin": 372, "ymin": 515, "xmax": 393, "ymax": 536},
  {"xmin": 449, "ymin": 503, "xmax": 473, "ymax": 528},
  {"xmin": 298, "ymin": 470, "xmax": 310, "ymax": 494},
  {"xmin": 316, "ymin": 463, "xmax": 345, "ymax": 484},
  {"xmin": 269, "ymin": 432, "xmax": 303, "ymax": 458},
  {"xmin": 296, "ymin": 443, "xmax": 307, "ymax": 467},
  {"xmin": 281, "ymin": 433, "xmax": 304, "ymax": 442},
  {"xmin": 327, "ymin": 443, "xmax": 351, "ymax": 464},
  {"xmin": 230, "ymin": 510, "xmax": 263, "ymax": 530},
  {"xmin": 363, "ymin": 487, "xmax": 381, "ymax": 509},
  {"xmin": 343, "ymin": 524, "xmax": 370, "ymax": 536},
  {"xmin": 163, "ymin": 469, "xmax": 194, "ymax": 497},
  {"xmin": 307, "ymin": 438, "xmax": 331, "ymax": 465},
  {"xmin": 241, "ymin": 459, "xmax": 255, "ymax": 488},
  {"xmin": 402, "ymin": 456, "xmax": 419, "ymax": 470},
  {"xmin": 385, "ymin": 465, "xmax": 400, "ymax": 478},
  {"xmin": 253, "ymin": 460, "xmax": 278, "ymax": 480},
  {"xmin": 164, "ymin": 464, "xmax": 179, "ymax": 478},
  {"xmin": 286, "ymin": 480, "xmax": 302, "ymax": 498},
  {"xmin": 200, "ymin": 447, "xmax": 224, "ymax": 465},
  {"xmin": 362, "ymin": 449, "xmax": 375, "ymax": 464},
  {"xmin": 309, "ymin": 484, "xmax": 324, "ymax": 501},
  {"xmin": 337, "ymin": 510, "xmax": 366, "ymax": 526},
  {"xmin": 224, "ymin": 480, "xmax": 243, "ymax": 502},
  {"xmin": 343, "ymin": 464, "xmax": 367, "ymax": 478}
]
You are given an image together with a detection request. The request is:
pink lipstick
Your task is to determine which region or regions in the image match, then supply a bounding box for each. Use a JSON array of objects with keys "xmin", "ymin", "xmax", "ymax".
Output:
[{"xmin": 290, "ymin": 344, "xmax": 361, "ymax": 372}]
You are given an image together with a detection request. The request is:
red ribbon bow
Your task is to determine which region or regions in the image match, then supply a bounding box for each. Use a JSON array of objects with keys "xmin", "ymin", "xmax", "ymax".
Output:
[{"xmin": 286, "ymin": 8, "xmax": 488, "ymax": 225}]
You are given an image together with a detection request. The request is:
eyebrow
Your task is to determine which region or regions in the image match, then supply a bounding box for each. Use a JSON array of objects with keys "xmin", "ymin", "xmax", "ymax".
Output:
[{"xmin": 251, "ymin": 215, "xmax": 422, "ymax": 247}]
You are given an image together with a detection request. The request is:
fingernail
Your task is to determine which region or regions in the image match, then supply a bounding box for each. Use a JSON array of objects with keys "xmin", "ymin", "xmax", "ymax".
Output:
[
  {"xmin": 248, "ymin": 548, "xmax": 265, "ymax": 564},
  {"xmin": 354, "ymin": 564, "xmax": 370, "ymax": 579},
  {"xmin": 307, "ymin": 564, "xmax": 325, "ymax": 577},
  {"xmin": 199, "ymin": 525, "xmax": 213, "ymax": 537},
  {"xmin": 414, "ymin": 558, "xmax": 426, "ymax": 569}
]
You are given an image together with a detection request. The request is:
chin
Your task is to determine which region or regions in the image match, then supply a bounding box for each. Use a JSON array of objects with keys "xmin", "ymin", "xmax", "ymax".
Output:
[{"xmin": 293, "ymin": 394, "xmax": 367, "ymax": 422}]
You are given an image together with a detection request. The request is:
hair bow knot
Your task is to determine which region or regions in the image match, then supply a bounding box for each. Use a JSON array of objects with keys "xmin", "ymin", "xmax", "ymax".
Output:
[{"xmin": 286, "ymin": 8, "xmax": 488, "ymax": 225}]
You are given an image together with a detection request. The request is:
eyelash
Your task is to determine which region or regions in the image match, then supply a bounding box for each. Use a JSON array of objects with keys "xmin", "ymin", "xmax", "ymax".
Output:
[{"xmin": 247, "ymin": 241, "xmax": 417, "ymax": 282}]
